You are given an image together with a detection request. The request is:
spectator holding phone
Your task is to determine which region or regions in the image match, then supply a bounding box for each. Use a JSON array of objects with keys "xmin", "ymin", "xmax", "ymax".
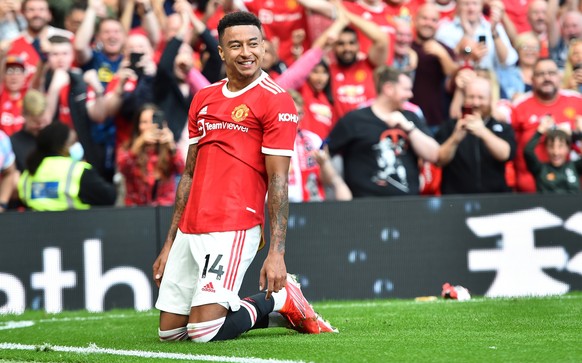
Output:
[
  {"xmin": 435, "ymin": 0, "xmax": 517, "ymax": 70},
  {"xmin": 116, "ymin": 104, "xmax": 184, "ymax": 206},
  {"xmin": 436, "ymin": 77, "xmax": 516, "ymax": 194}
]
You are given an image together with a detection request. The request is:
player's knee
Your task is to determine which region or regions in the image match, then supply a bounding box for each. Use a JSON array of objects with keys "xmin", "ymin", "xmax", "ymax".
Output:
[
  {"xmin": 158, "ymin": 326, "xmax": 189, "ymax": 341},
  {"xmin": 187, "ymin": 317, "xmax": 225, "ymax": 343}
]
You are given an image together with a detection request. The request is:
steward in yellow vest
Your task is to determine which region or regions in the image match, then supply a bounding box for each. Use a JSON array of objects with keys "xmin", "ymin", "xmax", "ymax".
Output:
[
  {"xmin": 19, "ymin": 156, "xmax": 91, "ymax": 211},
  {"xmin": 18, "ymin": 122, "xmax": 116, "ymax": 211}
]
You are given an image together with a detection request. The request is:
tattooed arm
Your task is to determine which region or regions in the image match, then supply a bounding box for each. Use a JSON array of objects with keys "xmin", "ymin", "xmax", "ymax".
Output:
[
  {"xmin": 260, "ymin": 155, "xmax": 291, "ymax": 299},
  {"xmin": 152, "ymin": 144, "xmax": 198, "ymax": 287}
]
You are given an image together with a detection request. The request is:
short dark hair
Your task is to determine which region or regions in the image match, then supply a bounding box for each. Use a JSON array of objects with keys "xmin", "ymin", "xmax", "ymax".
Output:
[
  {"xmin": 49, "ymin": 35, "xmax": 71, "ymax": 44},
  {"xmin": 373, "ymin": 65, "xmax": 408, "ymax": 94},
  {"xmin": 27, "ymin": 121, "xmax": 71, "ymax": 175},
  {"xmin": 340, "ymin": 26, "xmax": 358, "ymax": 37},
  {"xmin": 22, "ymin": 0, "xmax": 49, "ymax": 11},
  {"xmin": 545, "ymin": 129, "xmax": 572, "ymax": 147},
  {"xmin": 217, "ymin": 11, "xmax": 262, "ymax": 44}
]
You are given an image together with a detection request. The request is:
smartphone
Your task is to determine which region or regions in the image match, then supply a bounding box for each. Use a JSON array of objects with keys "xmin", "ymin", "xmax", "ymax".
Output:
[
  {"xmin": 574, "ymin": 63, "xmax": 582, "ymax": 71},
  {"xmin": 129, "ymin": 52, "xmax": 144, "ymax": 76},
  {"xmin": 152, "ymin": 110, "xmax": 165, "ymax": 129},
  {"xmin": 461, "ymin": 106, "xmax": 473, "ymax": 118},
  {"xmin": 478, "ymin": 35, "xmax": 487, "ymax": 43}
]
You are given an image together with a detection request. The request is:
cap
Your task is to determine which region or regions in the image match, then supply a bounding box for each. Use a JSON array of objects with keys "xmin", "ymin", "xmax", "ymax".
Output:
[{"xmin": 4, "ymin": 55, "xmax": 25, "ymax": 69}]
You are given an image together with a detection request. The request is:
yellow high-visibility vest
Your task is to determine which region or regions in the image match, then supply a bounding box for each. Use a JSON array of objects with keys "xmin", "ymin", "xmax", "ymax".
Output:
[{"xmin": 18, "ymin": 156, "xmax": 91, "ymax": 211}]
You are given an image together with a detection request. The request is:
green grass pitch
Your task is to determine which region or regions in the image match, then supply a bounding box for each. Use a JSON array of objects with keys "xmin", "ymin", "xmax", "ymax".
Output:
[{"xmin": 1, "ymin": 293, "xmax": 581, "ymax": 363}]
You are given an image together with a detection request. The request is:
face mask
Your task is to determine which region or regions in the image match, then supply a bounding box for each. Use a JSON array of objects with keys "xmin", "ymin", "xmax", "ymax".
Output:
[{"xmin": 68, "ymin": 142, "xmax": 84, "ymax": 162}]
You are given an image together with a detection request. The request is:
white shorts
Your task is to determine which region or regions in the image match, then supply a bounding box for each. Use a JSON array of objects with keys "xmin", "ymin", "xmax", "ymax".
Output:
[{"xmin": 155, "ymin": 225, "xmax": 261, "ymax": 316}]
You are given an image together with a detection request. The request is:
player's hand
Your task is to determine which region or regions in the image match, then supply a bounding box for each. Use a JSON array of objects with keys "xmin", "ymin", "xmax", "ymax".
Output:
[
  {"xmin": 259, "ymin": 252, "xmax": 287, "ymax": 300},
  {"xmin": 152, "ymin": 244, "xmax": 171, "ymax": 287}
]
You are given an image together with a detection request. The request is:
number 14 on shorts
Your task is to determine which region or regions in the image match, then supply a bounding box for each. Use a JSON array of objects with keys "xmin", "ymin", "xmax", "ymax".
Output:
[{"xmin": 202, "ymin": 254, "xmax": 225, "ymax": 280}]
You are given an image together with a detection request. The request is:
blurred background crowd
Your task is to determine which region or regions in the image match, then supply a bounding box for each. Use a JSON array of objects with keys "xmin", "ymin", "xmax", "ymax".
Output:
[{"xmin": 1, "ymin": 0, "xmax": 582, "ymax": 212}]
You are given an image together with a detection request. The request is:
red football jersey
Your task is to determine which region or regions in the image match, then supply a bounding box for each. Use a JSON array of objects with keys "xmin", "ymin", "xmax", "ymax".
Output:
[
  {"xmin": 241, "ymin": 0, "xmax": 311, "ymax": 67},
  {"xmin": 503, "ymin": 0, "xmax": 533, "ymax": 34},
  {"xmin": 299, "ymin": 82, "xmax": 335, "ymax": 140},
  {"xmin": 57, "ymin": 83, "xmax": 96, "ymax": 129},
  {"xmin": 344, "ymin": 1, "xmax": 395, "ymax": 65},
  {"xmin": 511, "ymin": 90, "xmax": 582, "ymax": 192},
  {"xmin": 330, "ymin": 58, "xmax": 377, "ymax": 119},
  {"xmin": 0, "ymin": 89, "xmax": 26, "ymax": 136},
  {"xmin": 384, "ymin": 0, "xmax": 423, "ymax": 21},
  {"xmin": 180, "ymin": 72, "xmax": 298, "ymax": 234}
]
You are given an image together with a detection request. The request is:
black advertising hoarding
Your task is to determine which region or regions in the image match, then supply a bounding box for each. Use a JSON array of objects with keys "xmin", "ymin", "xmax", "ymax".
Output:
[
  {"xmin": 248, "ymin": 193, "xmax": 582, "ymax": 300},
  {"xmin": 0, "ymin": 208, "xmax": 159, "ymax": 313},
  {"xmin": 1, "ymin": 194, "xmax": 581, "ymax": 314}
]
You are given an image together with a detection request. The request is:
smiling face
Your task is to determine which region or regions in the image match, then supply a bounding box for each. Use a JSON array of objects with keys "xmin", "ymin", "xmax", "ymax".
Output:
[
  {"xmin": 97, "ymin": 19, "xmax": 125, "ymax": 57},
  {"xmin": 218, "ymin": 24, "xmax": 265, "ymax": 91},
  {"xmin": 546, "ymin": 133, "xmax": 570, "ymax": 168},
  {"xmin": 465, "ymin": 77, "xmax": 492, "ymax": 117},
  {"xmin": 22, "ymin": 0, "xmax": 51, "ymax": 34},
  {"xmin": 334, "ymin": 30, "xmax": 359, "ymax": 66},
  {"xmin": 415, "ymin": 4, "xmax": 440, "ymax": 41},
  {"xmin": 532, "ymin": 59, "xmax": 560, "ymax": 101},
  {"xmin": 308, "ymin": 63, "xmax": 330, "ymax": 92}
]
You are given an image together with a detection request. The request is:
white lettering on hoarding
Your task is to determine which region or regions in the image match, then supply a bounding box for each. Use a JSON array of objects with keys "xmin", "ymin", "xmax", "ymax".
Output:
[
  {"xmin": 467, "ymin": 208, "xmax": 582, "ymax": 297},
  {"xmin": 84, "ymin": 239, "xmax": 152, "ymax": 312},
  {"xmin": 31, "ymin": 247, "xmax": 76, "ymax": 313},
  {"xmin": 0, "ymin": 273, "xmax": 25, "ymax": 314},
  {"xmin": 0, "ymin": 239, "xmax": 152, "ymax": 314}
]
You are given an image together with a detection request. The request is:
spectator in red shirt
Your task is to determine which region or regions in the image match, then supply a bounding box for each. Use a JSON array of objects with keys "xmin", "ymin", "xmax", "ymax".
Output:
[
  {"xmin": 7, "ymin": 0, "xmax": 72, "ymax": 86},
  {"xmin": 511, "ymin": 58, "xmax": 582, "ymax": 193},
  {"xmin": 116, "ymin": 104, "xmax": 184, "ymax": 206},
  {"xmin": 329, "ymin": 2, "xmax": 389, "ymax": 119},
  {"xmin": 0, "ymin": 55, "xmax": 27, "ymax": 136}
]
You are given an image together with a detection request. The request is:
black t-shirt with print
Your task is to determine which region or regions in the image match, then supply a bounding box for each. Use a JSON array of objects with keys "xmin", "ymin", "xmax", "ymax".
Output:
[{"xmin": 328, "ymin": 107, "xmax": 429, "ymax": 197}]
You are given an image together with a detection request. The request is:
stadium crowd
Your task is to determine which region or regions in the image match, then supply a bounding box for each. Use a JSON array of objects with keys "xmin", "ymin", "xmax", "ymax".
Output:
[{"xmin": 1, "ymin": 0, "xmax": 582, "ymax": 212}]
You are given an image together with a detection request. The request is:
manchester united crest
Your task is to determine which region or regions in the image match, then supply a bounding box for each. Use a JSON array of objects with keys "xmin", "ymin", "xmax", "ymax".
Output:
[{"xmin": 231, "ymin": 104, "xmax": 250, "ymax": 122}]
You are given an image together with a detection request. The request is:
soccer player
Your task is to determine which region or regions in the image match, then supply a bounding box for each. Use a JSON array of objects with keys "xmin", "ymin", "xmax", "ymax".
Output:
[{"xmin": 152, "ymin": 11, "xmax": 336, "ymax": 343}]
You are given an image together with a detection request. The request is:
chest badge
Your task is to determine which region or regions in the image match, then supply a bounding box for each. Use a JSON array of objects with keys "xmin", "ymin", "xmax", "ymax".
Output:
[{"xmin": 231, "ymin": 104, "xmax": 250, "ymax": 122}]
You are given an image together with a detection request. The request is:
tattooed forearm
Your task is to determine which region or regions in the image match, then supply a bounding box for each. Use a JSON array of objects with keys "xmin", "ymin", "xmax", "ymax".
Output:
[
  {"xmin": 268, "ymin": 172, "xmax": 289, "ymax": 254},
  {"xmin": 164, "ymin": 146, "xmax": 197, "ymax": 245}
]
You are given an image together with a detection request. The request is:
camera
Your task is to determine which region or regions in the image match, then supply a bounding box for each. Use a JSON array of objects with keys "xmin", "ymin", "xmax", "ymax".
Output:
[
  {"xmin": 478, "ymin": 35, "xmax": 487, "ymax": 43},
  {"xmin": 574, "ymin": 63, "xmax": 582, "ymax": 71}
]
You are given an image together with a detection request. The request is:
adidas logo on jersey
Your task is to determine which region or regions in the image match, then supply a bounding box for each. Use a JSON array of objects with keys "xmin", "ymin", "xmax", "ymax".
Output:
[
  {"xmin": 199, "ymin": 106, "xmax": 208, "ymax": 116},
  {"xmin": 202, "ymin": 282, "xmax": 215, "ymax": 293}
]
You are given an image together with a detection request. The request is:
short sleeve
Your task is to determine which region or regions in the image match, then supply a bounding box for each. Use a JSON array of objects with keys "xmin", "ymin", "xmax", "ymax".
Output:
[
  {"xmin": 187, "ymin": 93, "xmax": 202, "ymax": 145},
  {"xmin": 261, "ymin": 91, "xmax": 298, "ymax": 157}
]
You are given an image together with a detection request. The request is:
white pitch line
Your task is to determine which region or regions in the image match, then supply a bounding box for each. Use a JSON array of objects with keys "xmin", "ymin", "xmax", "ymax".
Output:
[{"xmin": 0, "ymin": 343, "xmax": 308, "ymax": 363}]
